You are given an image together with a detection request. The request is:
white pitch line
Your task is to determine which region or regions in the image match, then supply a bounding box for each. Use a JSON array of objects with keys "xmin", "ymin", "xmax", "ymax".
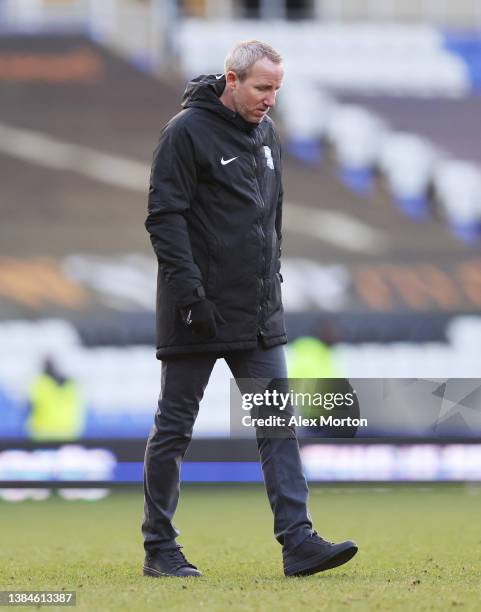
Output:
[
  {"xmin": 0, "ymin": 121, "xmax": 387, "ymax": 252},
  {"xmin": 284, "ymin": 202, "xmax": 388, "ymax": 254},
  {"xmin": 0, "ymin": 121, "xmax": 149, "ymax": 191}
]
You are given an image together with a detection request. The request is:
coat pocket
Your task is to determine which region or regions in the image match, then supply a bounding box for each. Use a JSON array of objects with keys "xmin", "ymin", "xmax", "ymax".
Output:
[{"xmin": 268, "ymin": 272, "xmax": 283, "ymax": 316}]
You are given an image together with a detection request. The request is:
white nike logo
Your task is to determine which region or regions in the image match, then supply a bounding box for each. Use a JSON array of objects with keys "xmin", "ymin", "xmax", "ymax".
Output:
[
  {"xmin": 221, "ymin": 156, "xmax": 238, "ymax": 166},
  {"xmin": 215, "ymin": 74, "xmax": 224, "ymax": 79}
]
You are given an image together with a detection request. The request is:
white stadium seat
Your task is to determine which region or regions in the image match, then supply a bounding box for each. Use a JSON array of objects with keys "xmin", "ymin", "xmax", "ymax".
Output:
[
  {"xmin": 434, "ymin": 160, "xmax": 481, "ymax": 226},
  {"xmin": 379, "ymin": 133, "xmax": 436, "ymax": 201},
  {"xmin": 327, "ymin": 105, "xmax": 385, "ymax": 169}
]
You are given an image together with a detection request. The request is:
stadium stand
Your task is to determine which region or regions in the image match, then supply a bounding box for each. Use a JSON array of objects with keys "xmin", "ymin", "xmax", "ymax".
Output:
[
  {"xmin": 176, "ymin": 20, "xmax": 481, "ymax": 241},
  {"xmin": 178, "ymin": 21, "xmax": 471, "ymax": 95},
  {"xmin": 2, "ymin": 315, "xmax": 481, "ymax": 439},
  {"xmin": 1, "ymin": 25, "xmax": 481, "ymax": 440}
]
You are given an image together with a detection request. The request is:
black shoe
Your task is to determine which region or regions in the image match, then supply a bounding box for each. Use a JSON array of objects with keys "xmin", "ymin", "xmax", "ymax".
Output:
[
  {"xmin": 143, "ymin": 545, "xmax": 202, "ymax": 578},
  {"xmin": 283, "ymin": 532, "xmax": 358, "ymax": 577}
]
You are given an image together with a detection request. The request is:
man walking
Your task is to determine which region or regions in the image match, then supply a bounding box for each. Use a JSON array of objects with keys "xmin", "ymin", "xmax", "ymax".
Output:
[{"xmin": 142, "ymin": 40, "xmax": 358, "ymax": 578}]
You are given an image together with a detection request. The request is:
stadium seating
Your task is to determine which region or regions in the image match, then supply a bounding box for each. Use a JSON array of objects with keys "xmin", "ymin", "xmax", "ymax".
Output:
[
  {"xmin": 379, "ymin": 132, "xmax": 437, "ymax": 218},
  {"xmin": 1, "ymin": 317, "xmax": 481, "ymax": 441},
  {"xmin": 177, "ymin": 20, "xmax": 481, "ymax": 242},
  {"xmin": 325, "ymin": 104, "xmax": 386, "ymax": 194},
  {"xmin": 1, "ymin": 28, "xmax": 480, "ymax": 447},
  {"xmin": 433, "ymin": 159, "xmax": 481, "ymax": 242},
  {"xmin": 179, "ymin": 21, "xmax": 471, "ymax": 96},
  {"xmin": 280, "ymin": 85, "xmax": 334, "ymax": 165}
]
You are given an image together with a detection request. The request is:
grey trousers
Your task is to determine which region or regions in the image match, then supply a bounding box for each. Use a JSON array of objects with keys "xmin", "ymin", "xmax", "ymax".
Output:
[{"xmin": 142, "ymin": 343, "xmax": 313, "ymax": 553}]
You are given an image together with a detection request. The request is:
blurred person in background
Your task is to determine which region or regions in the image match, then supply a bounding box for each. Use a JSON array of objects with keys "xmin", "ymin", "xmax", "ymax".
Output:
[
  {"xmin": 142, "ymin": 40, "xmax": 358, "ymax": 578},
  {"xmin": 288, "ymin": 324, "xmax": 343, "ymax": 380},
  {"xmin": 288, "ymin": 325, "xmax": 361, "ymax": 438},
  {"xmin": 28, "ymin": 357, "xmax": 84, "ymax": 441}
]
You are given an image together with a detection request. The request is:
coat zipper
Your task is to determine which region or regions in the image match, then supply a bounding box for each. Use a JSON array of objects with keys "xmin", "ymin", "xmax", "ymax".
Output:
[{"xmin": 251, "ymin": 135, "xmax": 269, "ymax": 336}]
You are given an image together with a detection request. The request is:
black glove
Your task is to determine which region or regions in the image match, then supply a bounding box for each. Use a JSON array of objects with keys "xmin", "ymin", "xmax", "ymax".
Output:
[{"xmin": 182, "ymin": 299, "xmax": 226, "ymax": 340}]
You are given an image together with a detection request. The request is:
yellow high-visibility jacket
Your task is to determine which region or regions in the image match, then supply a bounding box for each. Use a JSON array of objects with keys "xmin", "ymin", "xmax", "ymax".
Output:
[{"xmin": 28, "ymin": 374, "xmax": 84, "ymax": 440}]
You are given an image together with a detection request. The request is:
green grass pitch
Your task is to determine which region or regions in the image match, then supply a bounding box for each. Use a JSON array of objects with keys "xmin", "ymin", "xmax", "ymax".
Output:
[{"xmin": 1, "ymin": 484, "xmax": 480, "ymax": 611}]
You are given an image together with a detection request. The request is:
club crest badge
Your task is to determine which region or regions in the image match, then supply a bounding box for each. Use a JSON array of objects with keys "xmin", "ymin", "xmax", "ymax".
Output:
[{"xmin": 263, "ymin": 146, "xmax": 274, "ymax": 170}]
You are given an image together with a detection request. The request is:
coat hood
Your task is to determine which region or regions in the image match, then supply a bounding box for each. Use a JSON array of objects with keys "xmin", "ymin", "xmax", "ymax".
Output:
[{"xmin": 181, "ymin": 73, "xmax": 260, "ymax": 132}]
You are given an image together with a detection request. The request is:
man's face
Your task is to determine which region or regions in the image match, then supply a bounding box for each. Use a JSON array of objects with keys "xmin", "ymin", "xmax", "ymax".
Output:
[{"xmin": 229, "ymin": 58, "xmax": 284, "ymax": 124}]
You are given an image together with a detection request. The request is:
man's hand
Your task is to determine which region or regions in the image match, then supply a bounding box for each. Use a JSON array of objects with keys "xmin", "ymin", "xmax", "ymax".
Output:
[{"xmin": 182, "ymin": 299, "xmax": 226, "ymax": 340}]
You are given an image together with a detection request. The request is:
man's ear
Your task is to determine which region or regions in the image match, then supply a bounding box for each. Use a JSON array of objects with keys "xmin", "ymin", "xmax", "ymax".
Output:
[{"xmin": 225, "ymin": 70, "xmax": 238, "ymax": 91}]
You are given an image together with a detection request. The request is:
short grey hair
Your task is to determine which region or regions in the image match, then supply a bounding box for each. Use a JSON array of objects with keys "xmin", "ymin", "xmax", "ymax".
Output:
[{"xmin": 224, "ymin": 40, "xmax": 282, "ymax": 81}]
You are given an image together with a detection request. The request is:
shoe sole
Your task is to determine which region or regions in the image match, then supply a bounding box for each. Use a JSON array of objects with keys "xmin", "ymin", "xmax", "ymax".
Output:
[
  {"xmin": 143, "ymin": 565, "xmax": 169, "ymax": 577},
  {"xmin": 284, "ymin": 543, "xmax": 358, "ymax": 577},
  {"xmin": 143, "ymin": 565, "xmax": 202, "ymax": 578}
]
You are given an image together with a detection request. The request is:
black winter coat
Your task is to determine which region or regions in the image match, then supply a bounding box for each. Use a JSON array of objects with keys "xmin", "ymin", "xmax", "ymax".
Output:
[{"xmin": 145, "ymin": 74, "xmax": 287, "ymax": 358}]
